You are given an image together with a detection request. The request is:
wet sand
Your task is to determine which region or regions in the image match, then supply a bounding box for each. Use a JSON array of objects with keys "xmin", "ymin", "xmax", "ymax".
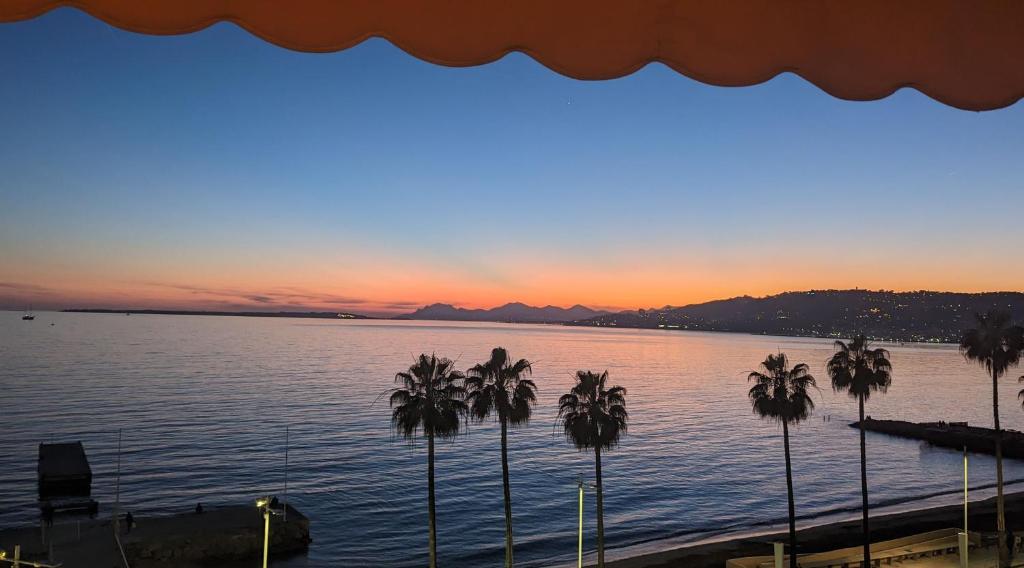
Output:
[{"xmin": 605, "ymin": 491, "xmax": 1024, "ymax": 568}]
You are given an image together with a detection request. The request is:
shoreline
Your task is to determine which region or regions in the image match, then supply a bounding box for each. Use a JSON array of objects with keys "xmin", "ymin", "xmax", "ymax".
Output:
[
  {"xmin": 601, "ymin": 490, "xmax": 1024, "ymax": 568},
  {"xmin": 562, "ymin": 323, "xmax": 958, "ymax": 346},
  {"xmin": 15, "ymin": 309, "xmax": 960, "ymax": 345}
]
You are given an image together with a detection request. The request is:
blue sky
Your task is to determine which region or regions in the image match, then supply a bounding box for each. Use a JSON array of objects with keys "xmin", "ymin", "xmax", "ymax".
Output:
[{"xmin": 1, "ymin": 8, "xmax": 1022, "ymax": 314}]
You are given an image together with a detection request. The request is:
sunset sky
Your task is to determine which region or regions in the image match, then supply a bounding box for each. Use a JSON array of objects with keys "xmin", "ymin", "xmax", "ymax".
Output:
[{"xmin": 2, "ymin": 9, "xmax": 1023, "ymax": 316}]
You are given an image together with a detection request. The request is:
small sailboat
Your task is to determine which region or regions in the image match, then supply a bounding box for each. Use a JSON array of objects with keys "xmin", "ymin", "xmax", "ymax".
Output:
[{"xmin": 22, "ymin": 305, "xmax": 35, "ymax": 320}]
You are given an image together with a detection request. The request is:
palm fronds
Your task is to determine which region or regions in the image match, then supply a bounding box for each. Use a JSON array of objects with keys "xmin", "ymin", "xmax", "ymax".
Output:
[
  {"xmin": 748, "ymin": 352, "xmax": 816, "ymax": 424},
  {"xmin": 390, "ymin": 353, "xmax": 468, "ymax": 440},
  {"xmin": 557, "ymin": 370, "xmax": 628, "ymax": 451}
]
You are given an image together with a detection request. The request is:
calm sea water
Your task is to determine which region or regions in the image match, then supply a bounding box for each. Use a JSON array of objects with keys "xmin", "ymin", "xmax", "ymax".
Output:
[{"xmin": 3, "ymin": 312, "xmax": 1024, "ymax": 567}]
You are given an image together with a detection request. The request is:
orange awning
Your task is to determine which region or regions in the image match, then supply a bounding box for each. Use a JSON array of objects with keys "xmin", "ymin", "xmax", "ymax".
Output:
[{"xmin": 2, "ymin": 0, "xmax": 1022, "ymax": 111}]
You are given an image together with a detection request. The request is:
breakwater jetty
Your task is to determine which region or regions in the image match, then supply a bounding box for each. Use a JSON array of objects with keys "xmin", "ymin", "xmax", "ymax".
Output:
[
  {"xmin": 123, "ymin": 504, "xmax": 310, "ymax": 564},
  {"xmin": 0, "ymin": 504, "xmax": 310, "ymax": 568},
  {"xmin": 853, "ymin": 418, "xmax": 1024, "ymax": 458}
]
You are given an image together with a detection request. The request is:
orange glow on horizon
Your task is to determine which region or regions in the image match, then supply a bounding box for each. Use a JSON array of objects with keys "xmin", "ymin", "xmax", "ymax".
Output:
[{"xmin": 5, "ymin": 246, "xmax": 1024, "ymax": 316}]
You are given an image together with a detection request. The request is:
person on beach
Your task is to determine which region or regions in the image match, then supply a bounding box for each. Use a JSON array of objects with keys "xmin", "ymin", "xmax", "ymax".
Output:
[
  {"xmin": 125, "ymin": 511, "xmax": 134, "ymax": 534},
  {"xmin": 195, "ymin": 502, "xmax": 204, "ymax": 514}
]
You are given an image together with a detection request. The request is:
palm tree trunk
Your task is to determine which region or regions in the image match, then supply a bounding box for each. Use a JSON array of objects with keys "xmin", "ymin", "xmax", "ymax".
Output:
[
  {"xmin": 993, "ymin": 367, "xmax": 1008, "ymax": 568},
  {"xmin": 858, "ymin": 395, "xmax": 871, "ymax": 568},
  {"xmin": 428, "ymin": 431, "xmax": 437, "ymax": 568},
  {"xmin": 501, "ymin": 419, "xmax": 514, "ymax": 568},
  {"xmin": 783, "ymin": 420, "xmax": 797, "ymax": 568},
  {"xmin": 595, "ymin": 446, "xmax": 606, "ymax": 568}
]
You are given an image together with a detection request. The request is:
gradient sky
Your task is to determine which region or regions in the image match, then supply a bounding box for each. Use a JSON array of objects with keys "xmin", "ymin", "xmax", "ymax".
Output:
[{"xmin": 2, "ymin": 9, "xmax": 1023, "ymax": 316}]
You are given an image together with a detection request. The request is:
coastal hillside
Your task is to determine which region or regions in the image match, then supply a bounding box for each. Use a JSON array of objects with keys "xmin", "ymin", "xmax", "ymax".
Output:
[
  {"xmin": 398, "ymin": 302, "xmax": 608, "ymax": 323},
  {"xmin": 571, "ymin": 290, "xmax": 1024, "ymax": 343}
]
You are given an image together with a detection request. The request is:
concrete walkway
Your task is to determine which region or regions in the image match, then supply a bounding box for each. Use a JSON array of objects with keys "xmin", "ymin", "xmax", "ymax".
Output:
[{"xmin": 889, "ymin": 546, "xmax": 1024, "ymax": 568}]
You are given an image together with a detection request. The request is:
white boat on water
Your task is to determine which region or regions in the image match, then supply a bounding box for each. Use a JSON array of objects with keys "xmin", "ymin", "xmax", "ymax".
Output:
[{"xmin": 22, "ymin": 306, "xmax": 35, "ymax": 320}]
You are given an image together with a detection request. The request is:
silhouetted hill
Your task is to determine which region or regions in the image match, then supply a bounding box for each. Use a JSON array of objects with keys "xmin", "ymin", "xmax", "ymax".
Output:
[
  {"xmin": 570, "ymin": 290, "xmax": 1024, "ymax": 343},
  {"xmin": 399, "ymin": 302, "xmax": 608, "ymax": 323}
]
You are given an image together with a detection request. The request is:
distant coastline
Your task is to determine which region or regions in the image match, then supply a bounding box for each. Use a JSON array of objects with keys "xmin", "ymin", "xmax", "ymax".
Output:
[
  {"xmin": 53, "ymin": 309, "xmax": 931, "ymax": 344},
  {"xmin": 56, "ymin": 288, "xmax": 1024, "ymax": 344},
  {"xmin": 396, "ymin": 290, "xmax": 1024, "ymax": 344},
  {"xmin": 62, "ymin": 308, "xmax": 371, "ymax": 320},
  {"xmin": 568, "ymin": 289, "xmax": 1024, "ymax": 344}
]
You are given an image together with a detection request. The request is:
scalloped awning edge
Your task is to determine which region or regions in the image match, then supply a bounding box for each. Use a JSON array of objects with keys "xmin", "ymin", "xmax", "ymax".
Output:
[{"xmin": 2, "ymin": 0, "xmax": 1022, "ymax": 111}]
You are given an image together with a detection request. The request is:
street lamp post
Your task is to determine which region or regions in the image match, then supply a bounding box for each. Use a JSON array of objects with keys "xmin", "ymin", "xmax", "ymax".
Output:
[
  {"xmin": 262, "ymin": 504, "xmax": 270, "ymax": 568},
  {"xmin": 577, "ymin": 477, "xmax": 584, "ymax": 568},
  {"xmin": 257, "ymin": 497, "xmax": 283, "ymax": 568},
  {"xmin": 961, "ymin": 446, "xmax": 969, "ymax": 568}
]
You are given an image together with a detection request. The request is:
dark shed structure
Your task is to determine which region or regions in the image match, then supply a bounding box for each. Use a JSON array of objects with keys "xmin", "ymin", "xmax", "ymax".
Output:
[{"xmin": 38, "ymin": 442, "xmax": 93, "ymax": 499}]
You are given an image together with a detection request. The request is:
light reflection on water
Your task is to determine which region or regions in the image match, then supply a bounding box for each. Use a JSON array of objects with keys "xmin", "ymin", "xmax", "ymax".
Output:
[{"xmin": 2, "ymin": 313, "xmax": 1024, "ymax": 567}]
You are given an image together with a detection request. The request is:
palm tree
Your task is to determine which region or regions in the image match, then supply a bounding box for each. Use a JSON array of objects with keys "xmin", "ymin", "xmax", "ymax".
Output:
[
  {"xmin": 962, "ymin": 310, "xmax": 1024, "ymax": 568},
  {"xmin": 826, "ymin": 335, "xmax": 892, "ymax": 568},
  {"xmin": 465, "ymin": 347, "xmax": 537, "ymax": 568},
  {"xmin": 748, "ymin": 353, "xmax": 816, "ymax": 568},
  {"xmin": 557, "ymin": 370, "xmax": 628, "ymax": 568},
  {"xmin": 389, "ymin": 354, "xmax": 468, "ymax": 568}
]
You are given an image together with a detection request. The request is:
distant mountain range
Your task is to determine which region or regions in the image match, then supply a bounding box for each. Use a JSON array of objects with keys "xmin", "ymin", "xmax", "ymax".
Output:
[
  {"xmin": 570, "ymin": 290, "xmax": 1024, "ymax": 343},
  {"xmin": 399, "ymin": 302, "xmax": 609, "ymax": 323},
  {"xmin": 62, "ymin": 290, "xmax": 1024, "ymax": 343}
]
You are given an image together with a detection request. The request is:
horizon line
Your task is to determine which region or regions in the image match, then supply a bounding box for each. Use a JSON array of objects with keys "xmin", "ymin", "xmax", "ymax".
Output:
[{"xmin": 8, "ymin": 286, "xmax": 1024, "ymax": 317}]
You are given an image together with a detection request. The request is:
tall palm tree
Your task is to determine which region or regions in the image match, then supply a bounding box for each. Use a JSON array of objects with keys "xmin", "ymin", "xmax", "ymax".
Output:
[
  {"xmin": 962, "ymin": 310, "xmax": 1024, "ymax": 568},
  {"xmin": 389, "ymin": 354, "xmax": 468, "ymax": 568},
  {"xmin": 557, "ymin": 370, "xmax": 628, "ymax": 568},
  {"xmin": 748, "ymin": 353, "xmax": 816, "ymax": 568},
  {"xmin": 826, "ymin": 335, "xmax": 892, "ymax": 568},
  {"xmin": 465, "ymin": 347, "xmax": 537, "ymax": 568}
]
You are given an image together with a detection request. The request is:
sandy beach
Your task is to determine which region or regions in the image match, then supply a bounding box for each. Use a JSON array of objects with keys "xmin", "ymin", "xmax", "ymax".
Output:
[{"xmin": 605, "ymin": 491, "xmax": 1024, "ymax": 568}]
